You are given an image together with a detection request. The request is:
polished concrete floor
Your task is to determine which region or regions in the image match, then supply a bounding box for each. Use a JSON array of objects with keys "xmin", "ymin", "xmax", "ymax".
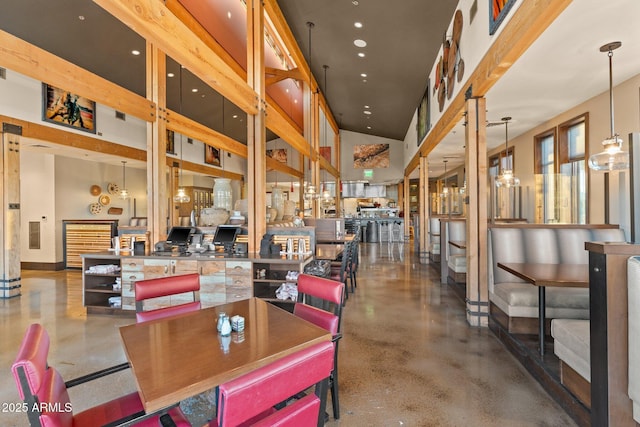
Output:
[{"xmin": 0, "ymin": 242, "xmax": 577, "ymax": 426}]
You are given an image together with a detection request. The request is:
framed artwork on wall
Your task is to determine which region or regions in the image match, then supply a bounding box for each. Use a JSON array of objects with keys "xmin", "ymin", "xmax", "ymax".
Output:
[
  {"xmin": 166, "ymin": 130, "xmax": 175, "ymax": 154},
  {"xmin": 353, "ymin": 144, "xmax": 390, "ymax": 169},
  {"xmin": 205, "ymin": 144, "xmax": 221, "ymax": 166},
  {"xmin": 42, "ymin": 83, "xmax": 96, "ymax": 133},
  {"xmin": 416, "ymin": 80, "xmax": 431, "ymax": 146},
  {"xmin": 489, "ymin": 0, "xmax": 516, "ymax": 35}
]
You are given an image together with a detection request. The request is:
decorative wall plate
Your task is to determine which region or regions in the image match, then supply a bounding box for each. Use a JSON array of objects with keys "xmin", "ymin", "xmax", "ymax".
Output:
[
  {"xmin": 90, "ymin": 185, "xmax": 102, "ymax": 196},
  {"xmin": 107, "ymin": 183, "xmax": 120, "ymax": 195},
  {"xmin": 89, "ymin": 203, "xmax": 102, "ymax": 215},
  {"xmin": 99, "ymin": 194, "xmax": 111, "ymax": 206}
]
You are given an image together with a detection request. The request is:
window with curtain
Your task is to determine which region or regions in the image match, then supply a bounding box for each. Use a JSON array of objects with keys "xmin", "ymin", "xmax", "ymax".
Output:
[{"xmin": 534, "ymin": 113, "xmax": 588, "ymax": 224}]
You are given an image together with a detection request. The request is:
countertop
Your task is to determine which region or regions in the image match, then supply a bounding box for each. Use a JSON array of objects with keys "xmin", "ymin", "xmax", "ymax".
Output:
[{"xmin": 81, "ymin": 250, "xmax": 313, "ymax": 263}]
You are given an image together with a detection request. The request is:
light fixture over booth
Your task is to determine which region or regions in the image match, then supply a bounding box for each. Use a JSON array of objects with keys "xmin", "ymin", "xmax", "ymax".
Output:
[
  {"xmin": 588, "ymin": 41, "xmax": 629, "ymax": 171},
  {"xmin": 495, "ymin": 116, "xmax": 520, "ymax": 188}
]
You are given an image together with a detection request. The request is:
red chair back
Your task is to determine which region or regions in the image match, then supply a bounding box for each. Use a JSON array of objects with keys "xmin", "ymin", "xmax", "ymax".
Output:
[
  {"xmin": 12, "ymin": 324, "xmax": 74, "ymax": 427},
  {"xmin": 216, "ymin": 341, "xmax": 334, "ymax": 427},
  {"xmin": 135, "ymin": 273, "xmax": 201, "ymax": 322}
]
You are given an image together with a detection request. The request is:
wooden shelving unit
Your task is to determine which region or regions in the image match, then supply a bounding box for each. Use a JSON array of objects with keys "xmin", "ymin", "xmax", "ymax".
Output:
[
  {"xmin": 252, "ymin": 255, "xmax": 312, "ymax": 311},
  {"xmin": 82, "ymin": 254, "xmax": 123, "ymax": 315}
]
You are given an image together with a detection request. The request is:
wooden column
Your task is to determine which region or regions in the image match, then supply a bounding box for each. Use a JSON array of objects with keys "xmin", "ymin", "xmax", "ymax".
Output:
[
  {"xmin": 333, "ymin": 132, "xmax": 341, "ymax": 217},
  {"xmin": 403, "ymin": 176, "xmax": 410, "ymax": 241},
  {"xmin": 465, "ymin": 97, "xmax": 488, "ymax": 327},
  {"xmin": 419, "ymin": 156, "xmax": 429, "ymax": 264},
  {"xmin": 586, "ymin": 242, "xmax": 640, "ymax": 427},
  {"xmin": 246, "ymin": 0, "xmax": 266, "ymax": 252},
  {"xmin": 146, "ymin": 43, "xmax": 167, "ymax": 243},
  {"xmin": 0, "ymin": 124, "xmax": 21, "ymax": 298}
]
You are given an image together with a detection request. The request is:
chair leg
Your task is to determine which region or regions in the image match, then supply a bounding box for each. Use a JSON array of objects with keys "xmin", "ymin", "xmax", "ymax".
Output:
[{"xmin": 330, "ymin": 370, "xmax": 340, "ymax": 420}]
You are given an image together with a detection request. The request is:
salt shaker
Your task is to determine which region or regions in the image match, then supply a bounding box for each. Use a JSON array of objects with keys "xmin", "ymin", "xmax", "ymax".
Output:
[
  {"xmin": 220, "ymin": 315, "xmax": 232, "ymax": 337},
  {"xmin": 217, "ymin": 312, "xmax": 227, "ymax": 332}
]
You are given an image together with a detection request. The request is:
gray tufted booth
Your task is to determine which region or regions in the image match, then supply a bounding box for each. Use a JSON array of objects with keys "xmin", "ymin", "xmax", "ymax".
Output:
[
  {"xmin": 628, "ymin": 256, "xmax": 640, "ymax": 423},
  {"xmin": 429, "ymin": 217, "xmax": 441, "ymax": 262},
  {"xmin": 488, "ymin": 224, "xmax": 626, "ymax": 335},
  {"xmin": 447, "ymin": 220, "xmax": 466, "ymax": 283}
]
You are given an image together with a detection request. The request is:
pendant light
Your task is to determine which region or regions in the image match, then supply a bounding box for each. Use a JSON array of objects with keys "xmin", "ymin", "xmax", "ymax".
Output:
[
  {"xmin": 119, "ymin": 160, "xmax": 129, "ymax": 200},
  {"xmin": 173, "ymin": 65, "xmax": 190, "ymax": 203},
  {"xmin": 441, "ymin": 160, "xmax": 450, "ymax": 196},
  {"xmin": 321, "ymin": 64, "xmax": 331, "ymax": 200},
  {"xmin": 304, "ymin": 21, "xmax": 319, "ymax": 201},
  {"xmin": 588, "ymin": 41, "xmax": 629, "ymax": 171},
  {"xmin": 495, "ymin": 116, "xmax": 520, "ymax": 188}
]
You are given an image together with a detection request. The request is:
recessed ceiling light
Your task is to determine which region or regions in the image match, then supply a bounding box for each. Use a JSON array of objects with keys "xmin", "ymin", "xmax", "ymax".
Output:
[
  {"xmin": 354, "ymin": 22, "xmax": 363, "ymax": 28},
  {"xmin": 233, "ymin": 115, "xmax": 238, "ymax": 119},
  {"xmin": 191, "ymin": 88, "xmax": 198, "ymax": 93},
  {"xmin": 167, "ymin": 72, "xmax": 175, "ymax": 78},
  {"xmin": 294, "ymin": 99, "xmax": 298, "ymax": 103},
  {"xmin": 131, "ymin": 50, "xmax": 141, "ymax": 56},
  {"xmin": 354, "ymin": 39, "xmax": 367, "ymax": 48},
  {"xmin": 364, "ymin": 105, "xmax": 370, "ymax": 108},
  {"xmin": 360, "ymin": 73, "xmax": 367, "ymax": 78},
  {"xmin": 367, "ymin": 126, "xmax": 372, "ymax": 129},
  {"xmin": 78, "ymin": 15, "xmax": 85, "ymax": 21},
  {"xmin": 352, "ymin": 0, "xmax": 359, "ymax": 5},
  {"xmin": 358, "ymin": 52, "xmax": 365, "ymax": 58},
  {"xmin": 227, "ymin": 11, "xmax": 232, "ymax": 19},
  {"xmin": 201, "ymin": 94, "xmax": 205, "ymax": 98},
  {"xmin": 364, "ymin": 110, "xmax": 372, "ymax": 115},
  {"xmin": 362, "ymin": 79, "xmax": 367, "ymax": 83}
]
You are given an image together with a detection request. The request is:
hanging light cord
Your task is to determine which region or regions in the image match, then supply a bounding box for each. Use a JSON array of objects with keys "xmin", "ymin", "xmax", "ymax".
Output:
[{"xmin": 607, "ymin": 47, "xmax": 615, "ymax": 138}]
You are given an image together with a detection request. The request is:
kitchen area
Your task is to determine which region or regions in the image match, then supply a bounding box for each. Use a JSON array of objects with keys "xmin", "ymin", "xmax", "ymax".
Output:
[{"xmin": 340, "ymin": 181, "xmax": 404, "ymax": 243}]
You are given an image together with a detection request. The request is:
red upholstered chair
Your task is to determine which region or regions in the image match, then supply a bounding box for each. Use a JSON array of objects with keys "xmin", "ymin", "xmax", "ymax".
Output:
[
  {"xmin": 330, "ymin": 240, "xmax": 354, "ymax": 299},
  {"xmin": 11, "ymin": 323, "xmax": 189, "ymax": 427},
  {"xmin": 210, "ymin": 341, "xmax": 334, "ymax": 427},
  {"xmin": 294, "ymin": 274, "xmax": 345, "ymax": 420},
  {"xmin": 135, "ymin": 273, "xmax": 201, "ymax": 323}
]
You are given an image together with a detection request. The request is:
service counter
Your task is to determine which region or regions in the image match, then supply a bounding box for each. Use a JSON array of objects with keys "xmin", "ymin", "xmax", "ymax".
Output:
[{"xmin": 81, "ymin": 251, "xmax": 312, "ymax": 314}]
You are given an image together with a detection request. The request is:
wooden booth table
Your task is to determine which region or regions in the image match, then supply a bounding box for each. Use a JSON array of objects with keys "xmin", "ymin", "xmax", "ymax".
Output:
[
  {"xmin": 119, "ymin": 298, "xmax": 331, "ymax": 421},
  {"xmin": 315, "ymin": 244, "xmax": 345, "ymax": 261},
  {"xmin": 497, "ymin": 262, "xmax": 588, "ymax": 356}
]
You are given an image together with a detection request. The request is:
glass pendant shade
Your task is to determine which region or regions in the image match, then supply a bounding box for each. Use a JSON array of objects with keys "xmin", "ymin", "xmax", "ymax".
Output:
[
  {"xmin": 173, "ymin": 187, "xmax": 190, "ymax": 203},
  {"xmin": 495, "ymin": 116, "xmax": 519, "ymax": 188},
  {"xmin": 588, "ymin": 136, "xmax": 629, "ymax": 171},
  {"xmin": 495, "ymin": 169, "xmax": 520, "ymax": 188},
  {"xmin": 119, "ymin": 161, "xmax": 129, "ymax": 200},
  {"xmin": 589, "ymin": 41, "xmax": 629, "ymax": 171}
]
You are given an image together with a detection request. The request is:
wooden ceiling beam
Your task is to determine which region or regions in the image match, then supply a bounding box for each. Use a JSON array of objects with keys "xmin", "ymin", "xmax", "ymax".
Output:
[
  {"xmin": 0, "ymin": 29, "xmax": 155, "ymax": 123},
  {"xmin": 266, "ymin": 157, "xmax": 304, "ymax": 179},
  {"xmin": 166, "ymin": 157, "xmax": 244, "ymax": 181},
  {"xmin": 166, "ymin": 110, "xmax": 248, "ymax": 158},
  {"xmin": 0, "ymin": 115, "xmax": 147, "ymax": 161},
  {"xmin": 94, "ymin": 0, "xmax": 258, "ymax": 116}
]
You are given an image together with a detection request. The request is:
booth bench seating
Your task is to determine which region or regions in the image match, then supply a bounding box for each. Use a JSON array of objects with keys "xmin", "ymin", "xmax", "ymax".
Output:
[
  {"xmin": 488, "ymin": 224, "xmax": 625, "ymax": 335},
  {"xmin": 628, "ymin": 256, "xmax": 640, "ymax": 423},
  {"xmin": 551, "ymin": 318, "xmax": 591, "ymax": 408},
  {"xmin": 429, "ymin": 218, "xmax": 441, "ymax": 262},
  {"xmin": 447, "ymin": 220, "xmax": 466, "ymax": 284}
]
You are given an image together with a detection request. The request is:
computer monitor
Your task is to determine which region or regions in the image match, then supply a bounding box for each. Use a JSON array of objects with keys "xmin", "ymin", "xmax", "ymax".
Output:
[
  {"xmin": 213, "ymin": 226, "xmax": 240, "ymax": 250},
  {"xmin": 165, "ymin": 226, "xmax": 194, "ymax": 248}
]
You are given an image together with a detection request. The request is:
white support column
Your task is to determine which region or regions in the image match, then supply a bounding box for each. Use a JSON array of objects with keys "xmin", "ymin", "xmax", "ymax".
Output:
[{"xmin": 1, "ymin": 124, "xmax": 21, "ymax": 298}]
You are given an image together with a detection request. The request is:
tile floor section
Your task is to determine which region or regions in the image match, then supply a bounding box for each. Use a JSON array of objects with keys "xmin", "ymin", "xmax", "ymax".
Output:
[{"xmin": 0, "ymin": 242, "xmax": 576, "ymax": 426}]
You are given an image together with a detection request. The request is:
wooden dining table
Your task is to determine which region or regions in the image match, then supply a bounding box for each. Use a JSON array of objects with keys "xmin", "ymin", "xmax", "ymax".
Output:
[
  {"xmin": 497, "ymin": 262, "xmax": 589, "ymax": 356},
  {"xmin": 315, "ymin": 243, "xmax": 345, "ymax": 261},
  {"xmin": 119, "ymin": 298, "xmax": 332, "ymax": 419}
]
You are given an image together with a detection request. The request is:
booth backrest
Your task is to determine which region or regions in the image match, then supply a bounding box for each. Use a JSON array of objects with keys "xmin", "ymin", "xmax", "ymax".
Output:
[
  {"xmin": 628, "ymin": 256, "xmax": 640, "ymax": 423},
  {"xmin": 488, "ymin": 225, "xmax": 626, "ymax": 292},
  {"xmin": 447, "ymin": 220, "xmax": 466, "ymax": 257}
]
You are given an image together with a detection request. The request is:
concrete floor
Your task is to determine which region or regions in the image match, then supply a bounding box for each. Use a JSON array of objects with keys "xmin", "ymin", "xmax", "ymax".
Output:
[{"xmin": 1, "ymin": 242, "xmax": 576, "ymax": 426}]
